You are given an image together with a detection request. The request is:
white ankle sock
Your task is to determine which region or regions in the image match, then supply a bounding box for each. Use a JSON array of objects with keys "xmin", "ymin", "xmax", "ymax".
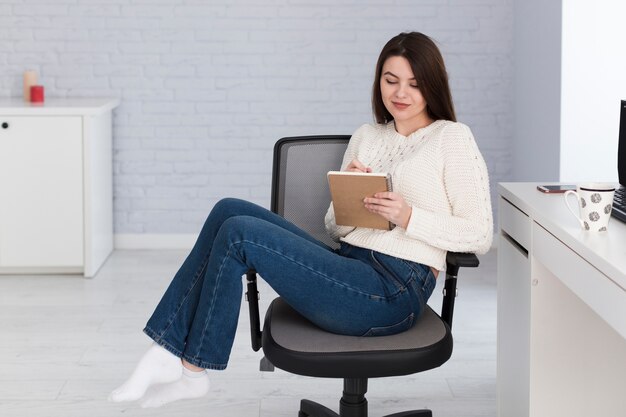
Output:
[
  {"xmin": 108, "ymin": 343, "xmax": 183, "ymax": 402},
  {"xmin": 140, "ymin": 366, "xmax": 210, "ymax": 408}
]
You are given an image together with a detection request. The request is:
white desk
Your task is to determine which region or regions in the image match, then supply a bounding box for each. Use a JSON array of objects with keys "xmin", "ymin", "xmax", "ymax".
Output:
[{"xmin": 497, "ymin": 182, "xmax": 626, "ymax": 417}]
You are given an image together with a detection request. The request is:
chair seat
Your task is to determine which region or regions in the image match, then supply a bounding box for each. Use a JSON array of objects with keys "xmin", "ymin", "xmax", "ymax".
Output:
[{"xmin": 261, "ymin": 298, "xmax": 453, "ymax": 378}]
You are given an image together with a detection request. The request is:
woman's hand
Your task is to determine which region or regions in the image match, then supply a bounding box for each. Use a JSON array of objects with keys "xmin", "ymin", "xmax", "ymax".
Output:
[
  {"xmin": 346, "ymin": 159, "xmax": 372, "ymax": 173},
  {"xmin": 363, "ymin": 192, "xmax": 412, "ymax": 229}
]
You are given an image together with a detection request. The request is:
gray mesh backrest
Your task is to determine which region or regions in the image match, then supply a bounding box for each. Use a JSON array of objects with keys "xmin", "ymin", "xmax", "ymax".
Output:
[{"xmin": 274, "ymin": 138, "xmax": 349, "ymax": 249}]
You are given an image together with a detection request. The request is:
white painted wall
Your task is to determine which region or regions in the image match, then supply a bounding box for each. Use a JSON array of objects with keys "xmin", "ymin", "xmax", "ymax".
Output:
[
  {"xmin": 512, "ymin": 0, "xmax": 562, "ymax": 182},
  {"xmin": 0, "ymin": 0, "xmax": 514, "ymax": 242},
  {"xmin": 560, "ymin": 0, "xmax": 626, "ymax": 183}
]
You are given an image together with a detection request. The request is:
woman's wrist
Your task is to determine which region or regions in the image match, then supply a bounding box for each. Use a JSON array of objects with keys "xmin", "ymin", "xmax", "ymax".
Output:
[{"xmin": 400, "ymin": 206, "xmax": 412, "ymax": 229}]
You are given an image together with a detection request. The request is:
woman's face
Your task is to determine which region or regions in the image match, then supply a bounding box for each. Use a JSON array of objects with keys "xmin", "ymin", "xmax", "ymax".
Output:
[{"xmin": 379, "ymin": 55, "xmax": 431, "ymax": 134}]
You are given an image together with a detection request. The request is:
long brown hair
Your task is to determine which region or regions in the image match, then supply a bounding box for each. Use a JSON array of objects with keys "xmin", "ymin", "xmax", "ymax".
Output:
[{"xmin": 372, "ymin": 32, "xmax": 456, "ymax": 123}]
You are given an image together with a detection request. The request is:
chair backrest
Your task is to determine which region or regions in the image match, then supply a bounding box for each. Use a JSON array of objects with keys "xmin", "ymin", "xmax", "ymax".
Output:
[
  {"xmin": 271, "ymin": 136, "xmax": 350, "ymax": 249},
  {"xmin": 268, "ymin": 134, "xmax": 479, "ymax": 330}
]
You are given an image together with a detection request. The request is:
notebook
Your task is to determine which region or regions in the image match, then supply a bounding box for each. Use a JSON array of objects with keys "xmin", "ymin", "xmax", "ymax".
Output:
[
  {"xmin": 327, "ymin": 171, "xmax": 393, "ymax": 230},
  {"xmin": 613, "ymin": 100, "xmax": 626, "ymax": 223}
]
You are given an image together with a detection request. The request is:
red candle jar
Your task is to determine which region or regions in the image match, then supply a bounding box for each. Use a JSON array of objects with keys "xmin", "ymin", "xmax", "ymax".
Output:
[{"xmin": 30, "ymin": 85, "xmax": 45, "ymax": 103}]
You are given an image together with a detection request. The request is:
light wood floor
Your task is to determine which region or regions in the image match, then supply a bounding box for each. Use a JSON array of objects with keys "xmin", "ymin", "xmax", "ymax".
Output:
[{"xmin": 0, "ymin": 249, "xmax": 497, "ymax": 417}]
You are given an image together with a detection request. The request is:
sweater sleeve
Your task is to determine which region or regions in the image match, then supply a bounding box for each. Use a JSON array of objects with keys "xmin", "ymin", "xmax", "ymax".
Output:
[
  {"xmin": 404, "ymin": 123, "xmax": 493, "ymax": 254},
  {"xmin": 324, "ymin": 125, "xmax": 368, "ymax": 241}
]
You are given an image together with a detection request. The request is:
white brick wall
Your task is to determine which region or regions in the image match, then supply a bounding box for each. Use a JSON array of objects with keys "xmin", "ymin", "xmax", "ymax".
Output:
[{"xmin": 1, "ymin": 0, "xmax": 513, "ymax": 236}]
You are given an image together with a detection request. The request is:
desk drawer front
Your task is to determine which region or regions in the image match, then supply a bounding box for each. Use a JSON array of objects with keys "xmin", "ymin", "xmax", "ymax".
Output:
[
  {"xmin": 532, "ymin": 222, "xmax": 626, "ymax": 339},
  {"xmin": 499, "ymin": 197, "xmax": 531, "ymax": 251}
]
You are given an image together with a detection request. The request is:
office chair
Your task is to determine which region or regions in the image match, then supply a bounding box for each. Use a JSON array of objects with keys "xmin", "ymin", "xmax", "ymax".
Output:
[{"xmin": 245, "ymin": 135, "xmax": 480, "ymax": 417}]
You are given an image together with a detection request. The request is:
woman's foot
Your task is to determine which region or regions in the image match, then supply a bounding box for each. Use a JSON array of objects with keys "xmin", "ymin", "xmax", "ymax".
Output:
[
  {"xmin": 140, "ymin": 367, "xmax": 210, "ymax": 408},
  {"xmin": 108, "ymin": 343, "xmax": 183, "ymax": 402}
]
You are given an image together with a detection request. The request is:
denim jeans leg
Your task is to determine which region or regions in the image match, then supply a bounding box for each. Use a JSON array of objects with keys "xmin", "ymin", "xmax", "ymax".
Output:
[
  {"xmin": 144, "ymin": 198, "xmax": 331, "ymax": 358},
  {"xmin": 181, "ymin": 216, "xmax": 416, "ymax": 370}
]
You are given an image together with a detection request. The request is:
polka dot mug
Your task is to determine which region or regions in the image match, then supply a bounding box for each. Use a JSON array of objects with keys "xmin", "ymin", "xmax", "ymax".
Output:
[{"xmin": 564, "ymin": 183, "xmax": 615, "ymax": 232}]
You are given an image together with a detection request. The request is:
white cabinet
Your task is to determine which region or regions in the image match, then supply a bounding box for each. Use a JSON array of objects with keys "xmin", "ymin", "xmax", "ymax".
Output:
[{"xmin": 0, "ymin": 99, "xmax": 119, "ymax": 277}]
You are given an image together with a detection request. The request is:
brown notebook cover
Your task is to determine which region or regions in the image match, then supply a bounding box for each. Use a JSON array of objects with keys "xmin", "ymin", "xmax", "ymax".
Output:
[{"xmin": 327, "ymin": 171, "xmax": 393, "ymax": 230}]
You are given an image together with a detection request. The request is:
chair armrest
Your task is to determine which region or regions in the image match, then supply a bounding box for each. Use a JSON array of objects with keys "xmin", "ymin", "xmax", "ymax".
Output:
[
  {"xmin": 245, "ymin": 270, "xmax": 263, "ymax": 351},
  {"xmin": 441, "ymin": 252, "xmax": 479, "ymax": 329},
  {"xmin": 445, "ymin": 252, "xmax": 479, "ymax": 275}
]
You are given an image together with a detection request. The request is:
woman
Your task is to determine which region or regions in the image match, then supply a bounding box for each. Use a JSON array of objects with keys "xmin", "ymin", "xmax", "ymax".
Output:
[{"xmin": 109, "ymin": 31, "xmax": 493, "ymax": 408}]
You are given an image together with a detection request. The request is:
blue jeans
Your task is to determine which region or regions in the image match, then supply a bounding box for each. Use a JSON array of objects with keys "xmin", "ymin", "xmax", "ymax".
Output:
[{"xmin": 144, "ymin": 198, "xmax": 437, "ymax": 370}]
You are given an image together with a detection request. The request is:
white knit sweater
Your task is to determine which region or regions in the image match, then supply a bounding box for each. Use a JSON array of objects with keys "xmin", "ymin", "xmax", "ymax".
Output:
[{"xmin": 324, "ymin": 120, "xmax": 493, "ymax": 271}]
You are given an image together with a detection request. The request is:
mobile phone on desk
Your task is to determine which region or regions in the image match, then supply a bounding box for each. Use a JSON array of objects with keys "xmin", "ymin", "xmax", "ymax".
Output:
[{"xmin": 537, "ymin": 184, "xmax": 576, "ymax": 193}]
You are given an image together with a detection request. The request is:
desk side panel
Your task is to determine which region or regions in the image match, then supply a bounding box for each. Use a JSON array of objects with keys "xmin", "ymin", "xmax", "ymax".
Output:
[
  {"xmin": 497, "ymin": 198, "xmax": 531, "ymax": 417},
  {"xmin": 83, "ymin": 112, "xmax": 113, "ymax": 277}
]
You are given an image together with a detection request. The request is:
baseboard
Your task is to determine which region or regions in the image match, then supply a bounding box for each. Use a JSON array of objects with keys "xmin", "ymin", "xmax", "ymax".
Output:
[{"xmin": 114, "ymin": 234, "xmax": 197, "ymax": 249}]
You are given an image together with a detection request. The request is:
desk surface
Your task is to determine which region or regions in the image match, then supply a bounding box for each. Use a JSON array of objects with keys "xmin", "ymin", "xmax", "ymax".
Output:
[{"xmin": 498, "ymin": 182, "xmax": 626, "ymax": 291}]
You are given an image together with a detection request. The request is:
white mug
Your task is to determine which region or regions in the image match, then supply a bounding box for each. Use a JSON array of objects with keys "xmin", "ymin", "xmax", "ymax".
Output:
[{"xmin": 564, "ymin": 183, "xmax": 615, "ymax": 231}]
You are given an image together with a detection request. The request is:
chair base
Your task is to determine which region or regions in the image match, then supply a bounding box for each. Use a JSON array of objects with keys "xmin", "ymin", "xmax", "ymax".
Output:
[
  {"xmin": 298, "ymin": 378, "xmax": 433, "ymax": 417},
  {"xmin": 299, "ymin": 399, "xmax": 433, "ymax": 417}
]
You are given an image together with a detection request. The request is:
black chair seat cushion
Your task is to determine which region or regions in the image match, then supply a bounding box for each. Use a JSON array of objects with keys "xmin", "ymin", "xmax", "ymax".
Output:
[{"xmin": 261, "ymin": 298, "xmax": 453, "ymax": 378}]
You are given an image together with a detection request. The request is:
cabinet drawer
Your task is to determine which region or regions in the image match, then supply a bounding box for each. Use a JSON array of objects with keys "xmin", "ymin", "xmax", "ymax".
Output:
[
  {"xmin": 499, "ymin": 197, "xmax": 531, "ymax": 251},
  {"xmin": 532, "ymin": 222, "xmax": 626, "ymax": 339}
]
